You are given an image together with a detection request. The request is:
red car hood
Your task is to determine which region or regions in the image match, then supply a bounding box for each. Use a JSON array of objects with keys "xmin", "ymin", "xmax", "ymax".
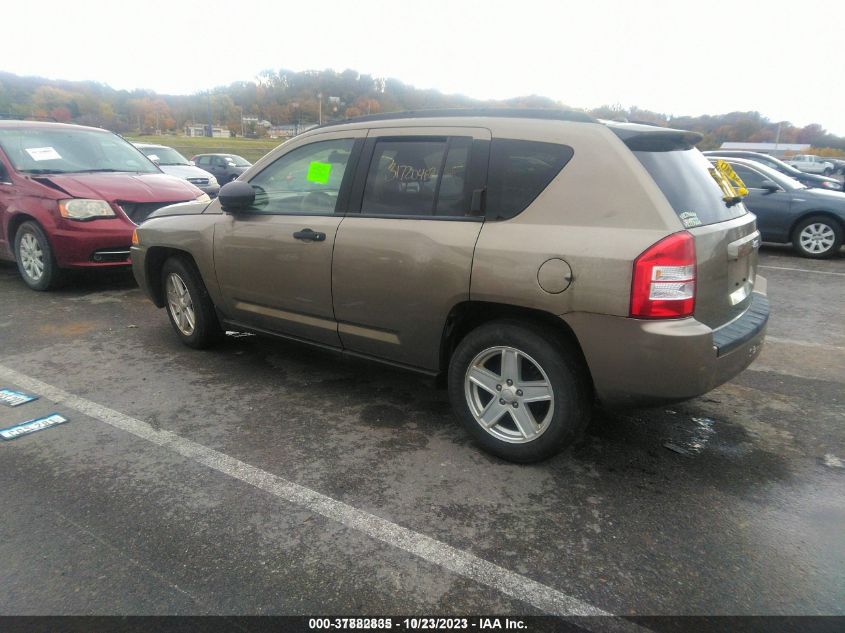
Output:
[{"xmin": 35, "ymin": 172, "xmax": 202, "ymax": 203}]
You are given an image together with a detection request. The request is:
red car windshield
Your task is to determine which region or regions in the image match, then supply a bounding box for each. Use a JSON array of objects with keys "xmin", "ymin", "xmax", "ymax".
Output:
[{"xmin": 0, "ymin": 127, "xmax": 159, "ymax": 175}]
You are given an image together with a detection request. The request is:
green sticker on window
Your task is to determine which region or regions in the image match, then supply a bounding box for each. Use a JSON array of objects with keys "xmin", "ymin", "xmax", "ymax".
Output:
[{"xmin": 307, "ymin": 161, "xmax": 332, "ymax": 184}]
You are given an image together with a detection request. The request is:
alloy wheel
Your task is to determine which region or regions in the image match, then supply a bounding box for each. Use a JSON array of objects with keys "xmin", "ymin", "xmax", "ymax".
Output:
[
  {"xmin": 166, "ymin": 272, "xmax": 196, "ymax": 336},
  {"xmin": 18, "ymin": 232, "xmax": 45, "ymax": 282},
  {"xmin": 464, "ymin": 346, "xmax": 555, "ymax": 444},
  {"xmin": 799, "ymin": 222, "xmax": 835, "ymax": 254}
]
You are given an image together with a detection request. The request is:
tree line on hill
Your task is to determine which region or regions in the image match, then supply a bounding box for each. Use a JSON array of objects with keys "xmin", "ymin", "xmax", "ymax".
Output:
[{"xmin": 1, "ymin": 68, "xmax": 843, "ymax": 154}]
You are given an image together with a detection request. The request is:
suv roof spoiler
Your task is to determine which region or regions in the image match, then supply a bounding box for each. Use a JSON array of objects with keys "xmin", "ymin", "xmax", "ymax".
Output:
[
  {"xmin": 316, "ymin": 108, "xmax": 596, "ymax": 129},
  {"xmin": 605, "ymin": 120, "xmax": 703, "ymax": 151}
]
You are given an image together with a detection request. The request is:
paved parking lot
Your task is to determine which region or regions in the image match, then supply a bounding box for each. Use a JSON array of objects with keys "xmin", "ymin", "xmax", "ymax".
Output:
[{"xmin": 0, "ymin": 246, "xmax": 843, "ymax": 621}]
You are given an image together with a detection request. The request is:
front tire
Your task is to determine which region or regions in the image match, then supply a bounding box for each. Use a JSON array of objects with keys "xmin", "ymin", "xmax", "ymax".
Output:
[
  {"xmin": 792, "ymin": 215, "xmax": 843, "ymax": 259},
  {"xmin": 448, "ymin": 320, "xmax": 591, "ymax": 463},
  {"xmin": 14, "ymin": 221, "xmax": 63, "ymax": 291},
  {"xmin": 161, "ymin": 256, "xmax": 223, "ymax": 348}
]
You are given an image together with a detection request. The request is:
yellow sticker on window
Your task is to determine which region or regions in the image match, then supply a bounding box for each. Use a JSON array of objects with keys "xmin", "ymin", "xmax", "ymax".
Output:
[{"xmin": 307, "ymin": 161, "xmax": 332, "ymax": 184}]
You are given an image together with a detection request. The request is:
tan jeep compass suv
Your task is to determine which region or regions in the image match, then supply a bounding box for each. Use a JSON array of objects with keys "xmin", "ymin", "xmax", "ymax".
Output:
[{"xmin": 131, "ymin": 109, "xmax": 768, "ymax": 463}]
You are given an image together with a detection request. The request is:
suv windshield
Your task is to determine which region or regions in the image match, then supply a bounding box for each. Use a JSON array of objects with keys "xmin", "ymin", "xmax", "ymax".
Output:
[
  {"xmin": 224, "ymin": 155, "xmax": 251, "ymax": 166},
  {"xmin": 634, "ymin": 148, "xmax": 748, "ymax": 227},
  {"xmin": 139, "ymin": 146, "xmax": 189, "ymax": 166},
  {"xmin": 0, "ymin": 127, "xmax": 159, "ymax": 174},
  {"xmin": 759, "ymin": 154, "xmax": 804, "ymax": 175}
]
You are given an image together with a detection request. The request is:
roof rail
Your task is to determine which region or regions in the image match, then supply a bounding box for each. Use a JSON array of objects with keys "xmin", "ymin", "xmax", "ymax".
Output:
[{"xmin": 316, "ymin": 107, "xmax": 596, "ymax": 129}]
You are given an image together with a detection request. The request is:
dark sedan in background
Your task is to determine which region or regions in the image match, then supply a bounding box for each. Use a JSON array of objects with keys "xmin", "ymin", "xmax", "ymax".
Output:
[
  {"xmin": 703, "ymin": 150, "xmax": 842, "ymax": 191},
  {"xmin": 191, "ymin": 153, "xmax": 252, "ymax": 184},
  {"xmin": 709, "ymin": 156, "xmax": 844, "ymax": 258}
]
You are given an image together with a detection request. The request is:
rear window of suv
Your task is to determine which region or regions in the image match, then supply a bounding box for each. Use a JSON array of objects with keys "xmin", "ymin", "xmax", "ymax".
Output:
[{"xmin": 634, "ymin": 148, "xmax": 747, "ymax": 227}]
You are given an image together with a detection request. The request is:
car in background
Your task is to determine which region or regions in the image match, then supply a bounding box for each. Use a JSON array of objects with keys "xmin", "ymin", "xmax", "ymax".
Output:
[
  {"xmin": 134, "ymin": 143, "xmax": 220, "ymax": 198},
  {"xmin": 702, "ymin": 150, "xmax": 842, "ymax": 191},
  {"xmin": 785, "ymin": 154, "xmax": 835, "ymax": 175},
  {"xmin": 0, "ymin": 121, "xmax": 207, "ymax": 290},
  {"xmin": 708, "ymin": 156, "xmax": 844, "ymax": 258},
  {"xmin": 191, "ymin": 153, "xmax": 252, "ymax": 184},
  {"xmin": 132, "ymin": 110, "xmax": 768, "ymax": 463},
  {"xmin": 823, "ymin": 157, "xmax": 845, "ymax": 175}
]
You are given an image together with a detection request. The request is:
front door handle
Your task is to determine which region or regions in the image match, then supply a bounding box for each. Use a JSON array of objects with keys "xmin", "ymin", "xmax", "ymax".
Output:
[{"xmin": 293, "ymin": 228, "xmax": 326, "ymax": 242}]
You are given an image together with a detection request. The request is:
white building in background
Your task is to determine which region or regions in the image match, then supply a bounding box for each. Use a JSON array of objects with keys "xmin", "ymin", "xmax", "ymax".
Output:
[{"xmin": 184, "ymin": 123, "xmax": 229, "ymax": 138}]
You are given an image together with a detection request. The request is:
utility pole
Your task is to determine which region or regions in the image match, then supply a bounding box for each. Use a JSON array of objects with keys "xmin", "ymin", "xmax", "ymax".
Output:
[
  {"xmin": 775, "ymin": 121, "xmax": 782, "ymax": 154},
  {"xmin": 207, "ymin": 92, "xmax": 213, "ymax": 138},
  {"xmin": 318, "ymin": 92, "xmax": 323, "ymax": 126}
]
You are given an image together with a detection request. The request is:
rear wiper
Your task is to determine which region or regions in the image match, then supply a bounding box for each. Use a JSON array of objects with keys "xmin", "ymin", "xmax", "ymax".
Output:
[{"xmin": 725, "ymin": 196, "xmax": 743, "ymax": 208}]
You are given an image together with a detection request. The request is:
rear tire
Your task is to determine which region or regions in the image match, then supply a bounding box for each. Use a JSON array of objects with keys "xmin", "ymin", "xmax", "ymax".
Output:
[
  {"xmin": 14, "ymin": 221, "xmax": 64, "ymax": 291},
  {"xmin": 161, "ymin": 256, "xmax": 223, "ymax": 349},
  {"xmin": 791, "ymin": 215, "xmax": 843, "ymax": 259},
  {"xmin": 448, "ymin": 320, "xmax": 591, "ymax": 463}
]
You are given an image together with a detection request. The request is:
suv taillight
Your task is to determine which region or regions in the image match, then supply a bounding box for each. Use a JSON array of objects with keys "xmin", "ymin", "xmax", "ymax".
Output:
[{"xmin": 630, "ymin": 231, "xmax": 696, "ymax": 319}]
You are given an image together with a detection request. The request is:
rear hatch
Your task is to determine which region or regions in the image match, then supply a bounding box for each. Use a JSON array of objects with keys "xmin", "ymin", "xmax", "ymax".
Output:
[{"xmin": 612, "ymin": 123, "xmax": 760, "ymax": 329}]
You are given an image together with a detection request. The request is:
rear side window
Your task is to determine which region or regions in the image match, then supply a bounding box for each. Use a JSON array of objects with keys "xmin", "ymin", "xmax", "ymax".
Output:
[
  {"xmin": 362, "ymin": 139, "xmax": 445, "ymax": 216},
  {"xmin": 486, "ymin": 139, "xmax": 573, "ymax": 220},
  {"xmin": 634, "ymin": 148, "xmax": 747, "ymax": 227},
  {"xmin": 360, "ymin": 137, "xmax": 472, "ymax": 217}
]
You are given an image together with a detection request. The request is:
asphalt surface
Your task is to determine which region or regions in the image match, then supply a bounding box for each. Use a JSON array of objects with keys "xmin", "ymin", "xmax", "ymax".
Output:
[{"xmin": 0, "ymin": 244, "xmax": 843, "ymax": 619}]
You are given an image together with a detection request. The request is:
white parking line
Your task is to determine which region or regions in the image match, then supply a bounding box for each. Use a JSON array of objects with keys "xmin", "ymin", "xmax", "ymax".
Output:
[
  {"xmin": 0, "ymin": 363, "xmax": 647, "ymax": 632},
  {"xmin": 765, "ymin": 336, "xmax": 845, "ymax": 352},
  {"xmin": 759, "ymin": 265, "xmax": 845, "ymax": 277}
]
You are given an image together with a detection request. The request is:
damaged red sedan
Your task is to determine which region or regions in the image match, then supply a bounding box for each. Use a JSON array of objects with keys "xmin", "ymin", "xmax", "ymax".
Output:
[{"xmin": 0, "ymin": 121, "xmax": 207, "ymax": 290}]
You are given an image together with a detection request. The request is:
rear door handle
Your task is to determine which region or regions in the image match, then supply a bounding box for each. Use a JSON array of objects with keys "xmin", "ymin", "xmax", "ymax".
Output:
[{"xmin": 293, "ymin": 228, "xmax": 326, "ymax": 242}]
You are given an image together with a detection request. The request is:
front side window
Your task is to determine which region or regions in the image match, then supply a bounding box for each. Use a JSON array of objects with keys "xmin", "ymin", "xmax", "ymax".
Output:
[
  {"xmin": 0, "ymin": 127, "xmax": 159, "ymax": 174},
  {"xmin": 485, "ymin": 139, "xmax": 574, "ymax": 220},
  {"xmin": 731, "ymin": 164, "xmax": 767, "ymax": 189},
  {"xmin": 247, "ymin": 138, "xmax": 355, "ymax": 215}
]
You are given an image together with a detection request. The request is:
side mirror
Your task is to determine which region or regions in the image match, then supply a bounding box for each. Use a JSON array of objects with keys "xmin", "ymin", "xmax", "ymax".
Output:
[
  {"xmin": 760, "ymin": 180, "xmax": 780, "ymax": 193},
  {"xmin": 188, "ymin": 160, "xmax": 196, "ymax": 166},
  {"xmin": 218, "ymin": 180, "xmax": 255, "ymax": 212}
]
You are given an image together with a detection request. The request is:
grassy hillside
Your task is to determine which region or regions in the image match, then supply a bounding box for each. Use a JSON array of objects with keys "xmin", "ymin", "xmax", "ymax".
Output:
[{"xmin": 126, "ymin": 135, "xmax": 282, "ymax": 163}]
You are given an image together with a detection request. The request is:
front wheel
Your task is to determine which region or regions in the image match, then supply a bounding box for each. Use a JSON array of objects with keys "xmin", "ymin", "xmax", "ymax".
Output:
[
  {"xmin": 792, "ymin": 215, "xmax": 843, "ymax": 259},
  {"xmin": 448, "ymin": 320, "xmax": 591, "ymax": 463},
  {"xmin": 14, "ymin": 221, "xmax": 63, "ymax": 291},
  {"xmin": 161, "ymin": 256, "xmax": 223, "ymax": 348}
]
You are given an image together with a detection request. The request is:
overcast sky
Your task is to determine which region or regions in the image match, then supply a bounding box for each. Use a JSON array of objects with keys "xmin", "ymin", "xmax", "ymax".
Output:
[{"xmin": 4, "ymin": 0, "xmax": 842, "ymax": 133}]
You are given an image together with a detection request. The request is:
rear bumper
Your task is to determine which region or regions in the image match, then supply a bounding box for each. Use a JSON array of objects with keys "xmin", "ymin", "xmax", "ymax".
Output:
[{"xmin": 563, "ymin": 285, "xmax": 769, "ymax": 407}]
